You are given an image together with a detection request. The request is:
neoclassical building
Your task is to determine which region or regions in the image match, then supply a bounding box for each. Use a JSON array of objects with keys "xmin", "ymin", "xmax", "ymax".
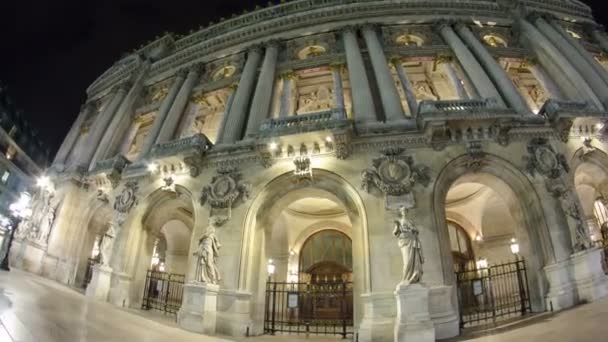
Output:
[{"xmin": 10, "ymin": 0, "xmax": 608, "ymax": 340}]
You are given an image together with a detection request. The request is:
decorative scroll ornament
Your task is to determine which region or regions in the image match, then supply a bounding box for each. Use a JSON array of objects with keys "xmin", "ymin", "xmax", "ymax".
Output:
[
  {"xmin": 464, "ymin": 141, "xmax": 486, "ymax": 171},
  {"xmin": 200, "ymin": 167, "xmax": 251, "ymax": 209},
  {"xmin": 361, "ymin": 148, "xmax": 430, "ymax": 197},
  {"xmin": 114, "ymin": 181, "xmax": 139, "ymax": 214},
  {"xmin": 523, "ymin": 138, "xmax": 569, "ymax": 179},
  {"xmin": 293, "ymin": 156, "xmax": 312, "ymax": 183}
]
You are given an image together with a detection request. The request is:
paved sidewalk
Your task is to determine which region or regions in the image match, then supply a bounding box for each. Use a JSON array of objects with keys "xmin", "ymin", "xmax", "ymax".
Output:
[{"xmin": 1, "ymin": 269, "xmax": 607, "ymax": 341}]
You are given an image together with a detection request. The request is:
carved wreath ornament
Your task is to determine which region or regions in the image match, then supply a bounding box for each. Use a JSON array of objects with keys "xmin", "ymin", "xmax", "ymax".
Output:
[
  {"xmin": 524, "ymin": 138, "xmax": 569, "ymax": 179},
  {"xmin": 361, "ymin": 148, "xmax": 430, "ymax": 196},
  {"xmin": 114, "ymin": 181, "xmax": 139, "ymax": 214},
  {"xmin": 200, "ymin": 167, "xmax": 251, "ymax": 209}
]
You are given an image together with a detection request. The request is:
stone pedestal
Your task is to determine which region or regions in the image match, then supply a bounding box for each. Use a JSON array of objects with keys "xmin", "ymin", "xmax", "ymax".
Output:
[
  {"xmin": 358, "ymin": 292, "xmax": 397, "ymax": 342},
  {"xmin": 394, "ymin": 283, "xmax": 435, "ymax": 342},
  {"xmin": 570, "ymin": 248, "xmax": 608, "ymax": 303},
  {"xmin": 177, "ymin": 282, "xmax": 220, "ymax": 334},
  {"xmin": 544, "ymin": 259, "xmax": 576, "ymax": 311},
  {"xmin": 86, "ymin": 265, "xmax": 113, "ymax": 301},
  {"xmin": 20, "ymin": 242, "xmax": 46, "ymax": 274}
]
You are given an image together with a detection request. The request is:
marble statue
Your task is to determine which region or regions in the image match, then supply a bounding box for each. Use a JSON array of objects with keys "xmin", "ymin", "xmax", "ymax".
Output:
[
  {"xmin": 100, "ymin": 224, "xmax": 116, "ymax": 266},
  {"xmin": 194, "ymin": 216, "xmax": 226, "ymax": 284},
  {"xmin": 393, "ymin": 206, "xmax": 424, "ymax": 284},
  {"xmin": 565, "ymin": 201, "xmax": 592, "ymax": 251}
]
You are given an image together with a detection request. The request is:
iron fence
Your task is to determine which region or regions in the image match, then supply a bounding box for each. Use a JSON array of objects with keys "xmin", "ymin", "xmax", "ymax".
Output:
[
  {"xmin": 141, "ymin": 270, "xmax": 185, "ymax": 315},
  {"xmin": 264, "ymin": 281, "xmax": 354, "ymax": 338},
  {"xmin": 82, "ymin": 257, "xmax": 99, "ymax": 288},
  {"xmin": 455, "ymin": 258, "xmax": 531, "ymax": 328}
]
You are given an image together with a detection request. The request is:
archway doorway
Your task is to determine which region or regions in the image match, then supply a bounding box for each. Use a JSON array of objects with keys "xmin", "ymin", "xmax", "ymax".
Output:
[
  {"xmin": 445, "ymin": 175, "xmax": 534, "ymax": 328},
  {"xmin": 76, "ymin": 204, "xmax": 112, "ymax": 289},
  {"xmin": 240, "ymin": 170, "xmax": 369, "ymax": 338}
]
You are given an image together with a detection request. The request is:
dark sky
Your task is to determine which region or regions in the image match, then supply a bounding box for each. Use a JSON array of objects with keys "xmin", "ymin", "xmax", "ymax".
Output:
[{"xmin": 0, "ymin": 0, "xmax": 607, "ymax": 155}]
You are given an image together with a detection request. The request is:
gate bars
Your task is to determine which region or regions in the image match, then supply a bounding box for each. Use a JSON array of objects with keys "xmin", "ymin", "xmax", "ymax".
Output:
[
  {"xmin": 141, "ymin": 270, "xmax": 185, "ymax": 315},
  {"xmin": 264, "ymin": 281, "xmax": 354, "ymax": 338},
  {"xmin": 455, "ymin": 258, "xmax": 531, "ymax": 328}
]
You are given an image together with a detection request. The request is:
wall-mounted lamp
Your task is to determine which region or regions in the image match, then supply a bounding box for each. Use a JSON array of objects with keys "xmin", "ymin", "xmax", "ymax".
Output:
[
  {"xmin": 476, "ymin": 258, "xmax": 488, "ymax": 270},
  {"xmin": 267, "ymin": 259, "xmax": 276, "ymax": 281},
  {"xmin": 475, "ymin": 232, "xmax": 483, "ymax": 242},
  {"xmin": 510, "ymin": 238, "xmax": 520, "ymax": 255}
]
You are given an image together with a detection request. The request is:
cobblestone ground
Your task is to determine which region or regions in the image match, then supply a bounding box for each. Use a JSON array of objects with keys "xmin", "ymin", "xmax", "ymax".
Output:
[{"xmin": 1, "ymin": 269, "xmax": 607, "ymax": 341}]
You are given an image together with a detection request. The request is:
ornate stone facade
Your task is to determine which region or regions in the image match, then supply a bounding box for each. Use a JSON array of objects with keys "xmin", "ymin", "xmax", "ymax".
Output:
[{"xmin": 15, "ymin": 1, "xmax": 608, "ymax": 341}]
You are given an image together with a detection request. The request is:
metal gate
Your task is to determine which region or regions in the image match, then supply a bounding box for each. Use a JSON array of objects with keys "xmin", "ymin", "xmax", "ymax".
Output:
[
  {"xmin": 141, "ymin": 270, "xmax": 185, "ymax": 315},
  {"xmin": 455, "ymin": 259, "xmax": 531, "ymax": 328},
  {"xmin": 82, "ymin": 257, "xmax": 99, "ymax": 288},
  {"xmin": 264, "ymin": 281, "xmax": 354, "ymax": 338}
]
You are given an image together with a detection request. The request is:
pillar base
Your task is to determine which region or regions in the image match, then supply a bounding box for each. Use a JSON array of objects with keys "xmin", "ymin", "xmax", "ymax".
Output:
[
  {"xmin": 19, "ymin": 241, "xmax": 46, "ymax": 274},
  {"xmin": 570, "ymin": 248, "xmax": 608, "ymax": 303},
  {"xmin": 394, "ymin": 282, "xmax": 435, "ymax": 342},
  {"xmin": 86, "ymin": 265, "xmax": 113, "ymax": 301},
  {"xmin": 544, "ymin": 258, "xmax": 577, "ymax": 311},
  {"xmin": 177, "ymin": 282, "xmax": 220, "ymax": 334},
  {"xmin": 429, "ymin": 285, "xmax": 459, "ymax": 339},
  {"xmin": 358, "ymin": 292, "xmax": 396, "ymax": 342}
]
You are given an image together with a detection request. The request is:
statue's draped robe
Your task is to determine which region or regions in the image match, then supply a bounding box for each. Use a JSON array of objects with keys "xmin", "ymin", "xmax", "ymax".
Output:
[{"xmin": 394, "ymin": 221, "xmax": 424, "ymax": 284}]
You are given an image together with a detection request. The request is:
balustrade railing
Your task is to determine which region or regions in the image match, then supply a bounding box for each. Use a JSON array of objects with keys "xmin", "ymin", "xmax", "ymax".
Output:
[
  {"xmin": 149, "ymin": 133, "xmax": 213, "ymax": 158},
  {"xmin": 260, "ymin": 109, "xmax": 347, "ymax": 134},
  {"xmin": 418, "ymin": 98, "xmax": 501, "ymax": 116}
]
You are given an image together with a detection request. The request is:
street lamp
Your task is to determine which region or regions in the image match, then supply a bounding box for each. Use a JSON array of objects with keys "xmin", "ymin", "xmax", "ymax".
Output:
[
  {"xmin": 267, "ymin": 259, "xmax": 276, "ymax": 282},
  {"xmin": 0, "ymin": 192, "xmax": 32, "ymax": 271},
  {"xmin": 510, "ymin": 238, "xmax": 520, "ymax": 257}
]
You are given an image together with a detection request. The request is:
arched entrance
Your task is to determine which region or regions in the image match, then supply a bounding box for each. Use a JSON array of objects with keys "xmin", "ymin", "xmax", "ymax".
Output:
[
  {"xmin": 239, "ymin": 169, "xmax": 369, "ymax": 337},
  {"xmin": 75, "ymin": 203, "xmax": 112, "ymax": 289},
  {"xmin": 433, "ymin": 154, "xmax": 554, "ymax": 327}
]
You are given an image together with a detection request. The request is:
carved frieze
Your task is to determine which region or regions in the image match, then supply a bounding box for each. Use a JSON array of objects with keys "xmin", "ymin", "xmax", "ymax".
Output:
[{"xmin": 200, "ymin": 167, "xmax": 251, "ymax": 209}]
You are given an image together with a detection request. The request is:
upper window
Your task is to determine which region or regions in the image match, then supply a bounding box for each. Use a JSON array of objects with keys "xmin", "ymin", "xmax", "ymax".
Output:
[{"xmin": 299, "ymin": 230, "xmax": 352, "ymax": 273}]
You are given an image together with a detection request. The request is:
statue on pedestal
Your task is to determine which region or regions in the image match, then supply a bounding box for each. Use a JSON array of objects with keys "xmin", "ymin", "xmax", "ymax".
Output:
[
  {"xmin": 393, "ymin": 206, "xmax": 424, "ymax": 284},
  {"xmin": 194, "ymin": 216, "xmax": 226, "ymax": 284}
]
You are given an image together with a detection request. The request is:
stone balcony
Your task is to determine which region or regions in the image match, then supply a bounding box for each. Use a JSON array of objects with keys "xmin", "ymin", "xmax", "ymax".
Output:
[
  {"xmin": 258, "ymin": 109, "xmax": 351, "ymax": 137},
  {"xmin": 417, "ymin": 98, "xmax": 518, "ymax": 123},
  {"xmin": 146, "ymin": 133, "xmax": 214, "ymax": 177},
  {"xmin": 539, "ymin": 99, "xmax": 608, "ymax": 142}
]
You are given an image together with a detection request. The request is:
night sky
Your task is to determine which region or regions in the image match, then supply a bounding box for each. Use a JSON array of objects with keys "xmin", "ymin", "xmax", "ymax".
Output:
[{"xmin": 0, "ymin": 0, "xmax": 607, "ymax": 155}]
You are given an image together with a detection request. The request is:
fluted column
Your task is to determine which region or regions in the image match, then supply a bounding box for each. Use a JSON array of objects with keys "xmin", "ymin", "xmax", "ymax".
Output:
[
  {"xmin": 534, "ymin": 17, "xmax": 608, "ymax": 107},
  {"xmin": 549, "ymin": 19, "xmax": 608, "ymax": 88},
  {"xmin": 245, "ymin": 44, "xmax": 279, "ymax": 138},
  {"xmin": 118, "ymin": 119, "xmax": 142, "ymax": 156},
  {"xmin": 361, "ymin": 26, "xmax": 405, "ymax": 121},
  {"xmin": 518, "ymin": 18, "xmax": 603, "ymax": 109},
  {"xmin": 89, "ymin": 62, "xmax": 150, "ymax": 170},
  {"xmin": 331, "ymin": 63, "xmax": 346, "ymax": 118},
  {"xmin": 140, "ymin": 71, "xmax": 187, "ymax": 156},
  {"xmin": 526, "ymin": 62, "xmax": 564, "ymax": 100},
  {"xmin": 342, "ymin": 27, "xmax": 377, "ymax": 122},
  {"xmin": 155, "ymin": 66, "xmax": 202, "ymax": 144},
  {"xmin": 391, "ymin": 58, "xmax": 418, "ymax": 117},
  {"xmin": 592, "ymin": 29, "xmax": 608, "ymax": 54},
  {"xmin": 455, "ymin": 23, "xmax": 529, "ymax": 113},
  {"xmin": 440, "ymin": 59, "xmax": 469, "ymax": 100},
  {"xmin": 278, "ymin": 72, "xmax": 295, "ymax": 118},
  {"xmin": 53, "ymin": 102, "xmax": 95, "ymax": 169},
  {"xmin": 220, "ymin": 48, "xmax": 263, "ymax": 144},
  {"xmin": 438, "ymin": 24, "xmax": 504, "ymax": 106},
  {"xmin": 80, "ymin": 83, "xmax": 129, "ymax": 168},
  {"xmin": 214, "ymin": 84, "xmax": 238, "ymax": 144}
]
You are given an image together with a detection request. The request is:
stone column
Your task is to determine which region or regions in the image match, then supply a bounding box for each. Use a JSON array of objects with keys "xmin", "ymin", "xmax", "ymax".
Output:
[
  {"xmin": 331, "ymin": 63, "xmax": 346, "ymax": 118},
  {"xmin": 455, "ymin": 23, "xmax": 529, "ymax": 113},
  {"xmin": 527, "ymin": 62, "xmax": 564, "ymax": 100},
  {"xmin": 155, "ymin": 66, "xmax": 202, "ymax": 144},
  {"xmin": 80, "ymin": 83, "xmax": 129, "ymax": 168},
  {"xmin": 361, "ymin": 26, "xmax": 405, "ymax": 121},
  {"xmin": 53, "ymin": 102, "xmax": 95, "ymax": 170},
  {"xmin": 438, "ymin": 23, "xmax": 505, "ymax": 106},
  {"xmin": 342, "ymin": 27, "xmax": 377, "ymax": 122},
  {"xmin": 89, "ymin": 62, "xmax": 150, "ymax": 170},
  {"xmin": 534, "ymin": 17, "xmax": 608, "ymax": 107},
  {"xmin": 391, "ymin": 58, "xmax": 419, "ymax": 117},
  {"xmin": 440, "ymin": 60, "xmax": 469, "ymax": 100},
  {"xmin": 140, "ymin": 71, "xmax": 187, "ymax": 156},
  {"xmin": 278, "ymin": 72, "xmax": 295, "ymax": 118},
  {"xmin": 518, "ymin": 19, "xmax": 603, "ymax": 109},
  {"xmin": 215, "ymin": 84, "xmax": 237, "ymax": 144},
  {"xmin": 220, "ymin": 48, "xmax": 263, "ymax": 144},
  {"xmin": 118, "ymin": 119, "xmax": 142, "ymax": 156},
  {"xmin": 549, "ymin": 19, "xmax": 608, "ymax": 88},
  {"xmin": 591, "ymin": 29, "xmax": 608, "ymax": 54},
  {"xmin": 245, "ymin": 43, "xmax": 279, "ymax": 138}
]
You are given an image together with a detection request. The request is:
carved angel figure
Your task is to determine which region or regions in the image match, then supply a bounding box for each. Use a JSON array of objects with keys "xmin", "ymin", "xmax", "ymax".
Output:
[{"xmin": 393, "ymin": 206, "xmax": 424, "ymax": 284}]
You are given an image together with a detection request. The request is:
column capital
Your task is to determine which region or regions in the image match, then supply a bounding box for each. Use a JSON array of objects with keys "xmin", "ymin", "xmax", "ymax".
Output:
[
  {"xmin": 361, "ymin": 23, "xmax": 380, "ymax": 33},
  {"xmin": 187, "ymin": 62, "xmax": 204, "ymax": 75},
  {"xmin": 435, "ymin": 53, "xmax": 454, "ymax": 65},
  {"xmin": 228, "ymin": 83, "xmax": 239, "ymax": 91},
  {"xmin": 247, "ymin": 45, "xmax": 264, "ymax": 55},
  {"xmin": 339, "ymin": 25, "xmax": 360, "ymax": 36},
  {"xmin": 279, "ymin": 70, "xmax": 296, "ymax": 80},
  {"xmin": 329, "ymin": 62, "xmax": 345, "ymax": 71},
  {"xmin": 264, "ymin": 40, "xmax": 281, "ymax": 49},
  {"xmin": 113, "ymin": 81, "xmax": 132, "ymax": 93},
  {"xmin": 435, "ymin": 19, "xmax": 457, "ymax": 33}
]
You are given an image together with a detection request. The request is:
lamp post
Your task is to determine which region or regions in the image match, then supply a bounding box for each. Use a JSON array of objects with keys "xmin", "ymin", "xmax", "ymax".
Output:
[
  {"xmin": 0, "ymin": 192, "xmax": 32, "ymax": 271},
  {"xmin": 510, "ymin": 238, "xmax": 520, "ymax": 260}
]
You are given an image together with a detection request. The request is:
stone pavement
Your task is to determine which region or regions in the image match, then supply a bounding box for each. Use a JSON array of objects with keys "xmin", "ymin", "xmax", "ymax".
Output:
[{"xmin": 1, "ymin": 269, "xmax": 607, "ymax": 341}]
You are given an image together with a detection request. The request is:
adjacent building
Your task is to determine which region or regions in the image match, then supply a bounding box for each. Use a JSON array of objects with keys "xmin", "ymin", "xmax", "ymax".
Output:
[
  {"xmin": 9, "ymin": 0, "xmax": 608, "ymax": 340},
  {"xmin": 0, "ymin": 83, "xmax": 51, "ymax": 260}
]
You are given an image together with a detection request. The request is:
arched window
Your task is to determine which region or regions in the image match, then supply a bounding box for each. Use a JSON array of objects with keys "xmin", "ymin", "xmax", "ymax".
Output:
[
  {"xmin": 299, "ymin": 230, "xmax": 352, "ymax": 283},
  {"xmin": 447, "ymin": 221, "xmax": 474, "ymax": 267}
]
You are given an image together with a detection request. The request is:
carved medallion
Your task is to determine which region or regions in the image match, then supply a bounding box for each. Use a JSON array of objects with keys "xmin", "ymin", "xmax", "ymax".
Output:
[
  {"xmin": 200, "ymin": 167, "xmax": 251, "ymax": 209},
  {"xmin": 361, "ymin": 148, "xmax": 430, "ymax": 197},
  {"xmin": 524, "ymin": 138, "xmax": 569, "ymax": 179},
  {"xmin": 114, "ymin": 181, "xmax": 139, "ymax": 214}
]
